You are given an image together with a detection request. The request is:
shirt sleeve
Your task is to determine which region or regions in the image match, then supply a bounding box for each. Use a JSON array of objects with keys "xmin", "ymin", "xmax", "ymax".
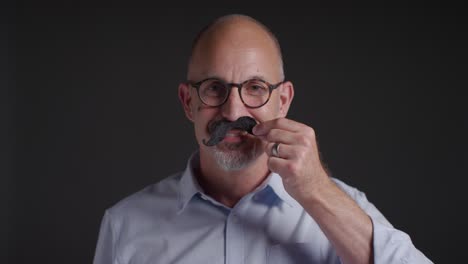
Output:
[
  {"xmin": 332, "ymin": 179, "xmax": 433, "ymax": 264},
  {"xmin": 93, "ymin": 210, "xmax": 117, "ymax": 264}
]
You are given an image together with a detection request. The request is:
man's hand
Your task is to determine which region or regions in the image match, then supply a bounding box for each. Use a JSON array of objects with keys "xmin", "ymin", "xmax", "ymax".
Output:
[{"xmin": 252, "ymin": 117, "xmax": 332, "ymax": 202}]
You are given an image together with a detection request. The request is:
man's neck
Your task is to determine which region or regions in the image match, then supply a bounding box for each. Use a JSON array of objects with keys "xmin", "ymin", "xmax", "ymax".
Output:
[{"xmin": 197, "ymin": 151, "xmax": 270, "ymax": 208}]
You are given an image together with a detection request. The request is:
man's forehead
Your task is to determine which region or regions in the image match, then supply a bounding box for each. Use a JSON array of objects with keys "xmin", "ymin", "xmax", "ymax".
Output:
[
  {"xmin": 188, "ymin": 16, "xmax": 283, "ymax": 82},
  {"xmin": 196, "ymin": 15, "xmax": 275, "ymax": 47},
  {"xmin": 194, "ymin": 23, "xmax": 277, "ymax": 57},
  {"xmin": 188, "ymin": 41, "xmax": 281, "ymax": 81},
  {"xmin": 188, "ymin": 55, "xmax": 277, "ymax": 83}
]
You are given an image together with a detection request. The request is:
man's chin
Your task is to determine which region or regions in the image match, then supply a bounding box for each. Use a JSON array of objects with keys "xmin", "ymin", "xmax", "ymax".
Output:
[
  {"xmin": 215, "ymin": 136, "xmax": 258, "ymax": 152},
  {"xmin": 209, "ymin": 138, "xmax": 261, "ymax": 171}
]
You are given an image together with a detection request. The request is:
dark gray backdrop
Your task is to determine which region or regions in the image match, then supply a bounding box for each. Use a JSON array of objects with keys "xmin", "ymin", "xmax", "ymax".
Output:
[{"xmin": 6, "ymin": 6, "xmax": 466, "ymax": 264}]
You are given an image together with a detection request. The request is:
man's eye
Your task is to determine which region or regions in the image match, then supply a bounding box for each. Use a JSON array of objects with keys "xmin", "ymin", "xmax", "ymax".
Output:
[
  {"xmin": 245, "ymin": 84, "xmax": 268, "ymax": 94},
  {"xmin": 208, "ymin": 84, "xmax": 223, "ymax": 91},
  {"xmin": 250, "ymin": 85, "xmax": 263, "ymax": 90},
  {"xmin": 203, "ymin": 83, "xmax": 226, "ymax": 96}
]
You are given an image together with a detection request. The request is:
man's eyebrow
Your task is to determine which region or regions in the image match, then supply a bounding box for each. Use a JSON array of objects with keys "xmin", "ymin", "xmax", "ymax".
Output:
[
  {"xmin": 244, "ymin": 75, "xmax": 266, "ymax": 80},
  {"xmin": 196, "ymin": 75, "xmax": 268, "ymax": 82}
]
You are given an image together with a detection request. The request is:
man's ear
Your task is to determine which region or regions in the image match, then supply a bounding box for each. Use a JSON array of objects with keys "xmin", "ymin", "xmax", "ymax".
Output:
[
  {"xmin": 278, "ymin": 81, "xmax": 294, "ymax": 117},
  {"xmin": 178, "ymin": 82, "xmax": 194, "ymax": 122}
]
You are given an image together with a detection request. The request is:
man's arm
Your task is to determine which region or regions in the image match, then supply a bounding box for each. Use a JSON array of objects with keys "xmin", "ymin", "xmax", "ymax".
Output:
[
  {"xmin": 333, "ymin": 178, "xmax": 434, "ymax": 264},
  {"xmin": 93, "ymin": 210, "xmax": 116, "ymax": 264},
  {"xmin": 298, "ymin": 177, "xmax": 374, "ymax": 263},
  {"xmin": 253, "ymin": 118, "xmax": 432, "ymax": 264}
]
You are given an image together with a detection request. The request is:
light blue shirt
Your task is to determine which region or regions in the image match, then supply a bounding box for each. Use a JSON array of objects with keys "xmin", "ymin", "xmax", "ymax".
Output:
[{"xmin": 93, "ymin": 152, "xmax": 432, "ymax": 264}]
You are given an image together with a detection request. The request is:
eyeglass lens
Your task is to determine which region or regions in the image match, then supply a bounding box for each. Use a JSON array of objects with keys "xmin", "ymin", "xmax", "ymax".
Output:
[{"xmin": 199, "ymin": 79, "xmax": 270, "ymax": 107}]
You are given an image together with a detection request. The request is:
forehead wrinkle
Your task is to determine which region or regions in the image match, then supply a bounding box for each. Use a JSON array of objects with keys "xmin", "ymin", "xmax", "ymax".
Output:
[
  {"xmin": 192, "ymin": 47, "xmax": 278, "ymax": 83},
  {"xmin": 197, "ymin": 69, "xmax": 270, "ymax": 84}
]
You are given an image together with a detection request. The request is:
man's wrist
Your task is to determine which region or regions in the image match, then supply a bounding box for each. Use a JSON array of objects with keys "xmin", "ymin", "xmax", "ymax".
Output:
[{"xmin": 295, "ymin": 172, "xmax": 336, "ymax": 207}]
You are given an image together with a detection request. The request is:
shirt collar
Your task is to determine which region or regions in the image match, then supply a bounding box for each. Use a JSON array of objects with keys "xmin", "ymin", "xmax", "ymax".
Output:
[
  {"xmin": 264, "ymin": 172, "xmax": 299, "ymax": 208},
  {"xmin": 177, "ymin": 151, "xmax": 298, "ymax": 213}
]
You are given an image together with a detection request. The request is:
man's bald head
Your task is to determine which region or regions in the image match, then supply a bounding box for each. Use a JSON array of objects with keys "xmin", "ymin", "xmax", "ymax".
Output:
[{"xmin": 187, "ymin": 14, "xmax": 284, "ymax": 80}]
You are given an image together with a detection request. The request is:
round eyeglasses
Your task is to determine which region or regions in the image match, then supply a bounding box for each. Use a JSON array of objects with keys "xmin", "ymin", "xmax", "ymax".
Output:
[{"xmin": 188, "ymin": 78, "xmax": 285, "ymax": 108}]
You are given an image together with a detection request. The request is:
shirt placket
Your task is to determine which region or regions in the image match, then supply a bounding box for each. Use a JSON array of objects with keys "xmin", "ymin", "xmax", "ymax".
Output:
[{"xmin": 225, "ymin": 207, "xmax": 245, "ymax": 264}]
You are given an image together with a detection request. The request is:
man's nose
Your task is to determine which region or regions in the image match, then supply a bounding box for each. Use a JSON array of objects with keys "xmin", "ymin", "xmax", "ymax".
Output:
[{"xmin": 220, "ymin": 87, "xmax": 248, "ymax": 121}]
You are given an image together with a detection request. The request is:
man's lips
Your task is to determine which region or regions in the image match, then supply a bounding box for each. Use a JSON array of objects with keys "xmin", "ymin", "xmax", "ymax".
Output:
[
  {"xmin": 222, "ymin": 130, "xmax": 248, "ymax": 142},
  {"xmin": 225, "ymin": 130, "xmax": 248, "ymax": 137}
]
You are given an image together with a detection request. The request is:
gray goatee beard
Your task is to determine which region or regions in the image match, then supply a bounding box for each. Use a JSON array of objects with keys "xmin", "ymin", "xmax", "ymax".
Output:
[{"xmin": 211, "ymin": 141, "xmax": 260, "ymax": 171}]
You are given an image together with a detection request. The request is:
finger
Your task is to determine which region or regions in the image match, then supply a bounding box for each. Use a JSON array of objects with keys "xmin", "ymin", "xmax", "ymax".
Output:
[
  {"xmin": 253, "ymin": 118, "xmax": 308, "ymax": 136},
  {"xmin": 257, "ymin": 128, "xmax": 297, "ymax": 145},
  {"xmin": 265, "ymin": 142, "xmax": 296, "ymax": 159},
  {"xmin": 267, "ymin": 156, "xmax": 292, "ymax": 177}
]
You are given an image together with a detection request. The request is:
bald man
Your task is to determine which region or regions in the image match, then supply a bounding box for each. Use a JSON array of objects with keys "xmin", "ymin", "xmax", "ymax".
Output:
[{"xmin": 93, "ymin": 15, "xmax": 432, "ymax": 264}]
